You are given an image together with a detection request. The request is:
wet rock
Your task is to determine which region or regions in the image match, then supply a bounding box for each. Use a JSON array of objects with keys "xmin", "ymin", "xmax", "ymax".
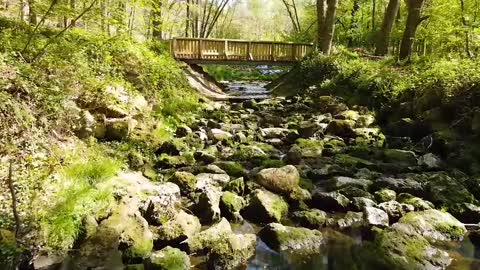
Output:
[
  {"xmin": 337, "ymin": 186, "xmax": 374, "ymax": 200},
  {"xmin": 169, "ymin": 172, "xmax": 196, "ymax": 195},
  {"xmin": 155, "ymin": 141, "xmax": 180, "ymax": 156},
  {"xmin": 146, "ymin": 246, "xmax": 190, "ymax": 270},
  {"xmin": 220, "ymin": 191, "xmax": 246, "ymax": 222},
  {"xmin": 449, "ymin": 203, "xmax": 480, "ymax": 224},
  {"xmin": 374, "ymin": 189, "xmax": 397, "ymax": 203},
  {"xmin": 192, "ymin": 186, "xmax": 222, "ymax": 224},
  {"xmin": 378, "ymin": 201, "xmax": 414, "ymax": 221},
  {"xmin": 291, "ymin": 209, "xmax": 328, "ymax": 229},
  {"xmin": 383, "ymin": 149, "xmax": 417, "ymax": 166},
  {"xmin": 142, "ymin": 183, "xmax": 181, "ymax": 225},
  {"xmin": 418, "ymin": 153, "xmax": 442, "ymax": 170},
  {"xmin": 364, "ymin": 207, "xmax": 389, "ymax": 227},
  {"xmin": 372, "ymin": 227, "xmax": 451, "ymax": 270},
  {"xmin": 311, "ymin": 191, "xmax": 350, "ymax": 212},
  {"xmin": 351, "ymin": 197, "xmax": 377, "ymax": 211},
  {"xmin": 393, "ymin": 209, "xmax": 467, "ymax": 242},
  {"xmin": 326, "ymin": 176, "xmax": 372, "ymax": 191},
  {"xmin": 259, "ymin": 223, "xmax": 325, "ymax": 252},
  {"xmin": 186, "ymin": 218, "xmax": 232, "ymax": 253},
  {"xmin": 154, "ymin": 211, "xmax": 201, "ymax": 248},
  {"xmin": 206, "ymin": 233, "xmax": 256, "ymax": 270},
  {"xmin": 325, "ymin": 120, "xmax": 356, "ymax": 138},
  {"xmin": 175, "ymin": 125, "xmax": 192, "ymax": 138},
  {"xmin": 285, "ymin": 145, "xmax": 303, "ymax": 164},
  {"xmin": 256, "ymin": 165, "xmax": 300, "ymax": 194},
  {"xmin": 32, "ymin": 254, "xmax": 65, "ymax": 270},
  {"xmin": 397, "ymin": 193, "xmax": 434, "ymax": 211},
  {"xmin": 242, "ymin": 189, "xmax": 289, "ymax": 223},
  {"xmin": 199, "ymin": 164, "xmax": 227, "ymax": 175}
]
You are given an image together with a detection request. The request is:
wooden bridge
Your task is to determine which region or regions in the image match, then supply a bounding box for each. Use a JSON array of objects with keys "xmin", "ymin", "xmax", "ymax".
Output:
[{"xmin": 170, "ymin": 38, "xmax": 314, "ymax": 65}]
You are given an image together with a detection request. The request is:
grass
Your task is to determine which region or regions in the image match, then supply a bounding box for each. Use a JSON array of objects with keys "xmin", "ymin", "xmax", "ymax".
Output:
[{"xmin": 38, "ymin": 147, "xmax": 121, "ymax": 251}]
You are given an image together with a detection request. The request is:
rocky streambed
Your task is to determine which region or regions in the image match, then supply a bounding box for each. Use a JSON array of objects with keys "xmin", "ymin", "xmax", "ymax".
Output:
[{"xmin": 38, "ymin": 87, "xmax": 480, "ymax": 270}]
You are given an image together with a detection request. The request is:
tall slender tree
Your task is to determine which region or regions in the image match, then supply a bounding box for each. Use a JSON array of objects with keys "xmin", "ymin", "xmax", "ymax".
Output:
[
  {"xmin": 375, "ymin": 0, "xmax": 401, "ymax": 55},
  {"xmin": 399, "ymin": 0, "xmax": 428, "ymax": 60},
  {"xmin": 317, "ymin": 0, "xmax": 338, "ymax": 55}
]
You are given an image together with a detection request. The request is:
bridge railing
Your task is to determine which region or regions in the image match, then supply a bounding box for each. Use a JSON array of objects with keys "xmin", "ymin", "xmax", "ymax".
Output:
[{"xmin": 170, "ymin": 37, "xmax": 314, "ymax": 64}]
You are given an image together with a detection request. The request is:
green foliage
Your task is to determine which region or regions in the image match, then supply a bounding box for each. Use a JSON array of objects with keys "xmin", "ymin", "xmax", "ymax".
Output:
[{"xmin": 38, "ymin": 149, "xmax": 120, "ymax": 250}]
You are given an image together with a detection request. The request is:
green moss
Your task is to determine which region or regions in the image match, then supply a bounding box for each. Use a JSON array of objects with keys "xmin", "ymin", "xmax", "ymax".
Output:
[
  {"xmin": 261, "ymin": 159, "xmax": 285, "ymax": 168},
  {"xmin": 216, "ymin": 162, "xmax": 246, "ymax": 177},
  {"xmin": 149, "ymin": 246, "xmax": 190, "ymax": 270}
]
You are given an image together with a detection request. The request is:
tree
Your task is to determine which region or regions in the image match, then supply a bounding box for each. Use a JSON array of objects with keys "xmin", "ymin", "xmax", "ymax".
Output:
[
  {"xmin": 281, "ymin": 0, "xmax": 302, "ymax": 33},
  {"xmin": 399, "ymin": 0, "xmax": 428, "ymax": 60},
  {"xmin": 375, "ymin": 0, "xmax": 401, "ymax": 55},
  {"xmin": 317, "ymin": 0, "xmax": 338, "ymax": 55}
]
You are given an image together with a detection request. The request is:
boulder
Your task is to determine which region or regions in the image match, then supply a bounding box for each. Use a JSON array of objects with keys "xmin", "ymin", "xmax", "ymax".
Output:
[
  {"xmin": 393, "ymin": 209, "xmax": 467, "ymax": 242},
  {"xmin": 378, "ymin": 201, "xmax": 414, "ymax": 221},
  {"xmin": 155, "ymin": 141, "xmax": 180, "ymax": 156},
  {"xmin": 192, "ymin": 186, "xmax": 222, "ymax": 224},
  {"xmin": 206, "ymin": 233, "xmax": 256, "ymax": 270},
  {"xmin": 374, "ymin": 176, "xmax": 424, "ymax": 197},
  {"xmin": 260, "ymin": 128, "xmax": 290, "ymax": 139},
  {"xmin": 425, "ymin": 172, "xmax": 476, "ymax": 207},
  {"xmin": 195, "ymin": 173, "xmax": 230, "ymax": 190},
  {"xmin": 208, "ymin": 129, "xmax": 233, "ymax": 142},
  {"xmin": 383, "ymin": 149, "xmax": 417, "ymax": 166},
  {"xmin": 220, "ymin": 191, "xmax": 246, "ymax": 222},
  {"xmin": 154, "ymin": 211, "xmax": 201, "ymax": 248},
  {"xmin": 397, "ymin": 193, "xmax": 434, "ymax": 211},
  {"xmin": 374, "ymin": 189, "xmax": 397, "ymax": 203},
  {"xmin": 334, "ymin": 212, "xmax": 364, "ymax": 230},
  {"xmin": 418, "ymin": 153, "xmax": 443, "ymax": 170},
  {"xmin": 259, "ymin": 223, "xmax": 325, "ymax": 252},
  {"xmin": 372, "ymin": 228, "xmax": 451, "ymax": 270},
  {"xmin": 326, "ymin": 176, "xmax": 372, "ymax": 191},
  {"xmin": 325, "ymin": 120, "xmax": 356, "ymax": 138},
  {"xmin": 311, "ymin": 191, "xmax": 350, "ymax": 212},
  {"xmin": 449, "ymin": 203, "xmax": 480, "ymax": 224},
  {"xmin": 146, "ymin": 246, "xmax": 190, "ymax": 270},
  {"xmin": 169, "ymin": 172, "xmax": 196, "ymax": 195},
  {"xmin": 142, "ymin": 183, "xmax": 181, "ymax": 226},
  {"xmin": 363, "ymin": 207, "xmax": 389, "ymax": 227},
  {"xmin": 223, "ymin": 177, "xmax": 245, "ymax": 195},
  {"xmin": 256, "ymin": 165, "xmax": 300, "ymax": 194},
  {"xmin": 298, "ymin": 121, "xmax": 321, "ymax": 138},
  {"xmin": 241, "ymin": 189, "xmax": 289, "ymax": 223},
  {"xmin": 104, "ymin": 118, "xmax": 137, "ymax": 141},
  {"xmin": 186, "ymin": 218, "xmax": 232, "ymax": 253},
  {"xmin": 291, "ymin": 209, "xmax": 328, "ymax": 229},
  {"xmin": 351, "ymin": 197, "xmax": 377, "ymax": 211},
  {"xmin": 194, "ymin": 151, "xmax": 216, "ymax": 164}
]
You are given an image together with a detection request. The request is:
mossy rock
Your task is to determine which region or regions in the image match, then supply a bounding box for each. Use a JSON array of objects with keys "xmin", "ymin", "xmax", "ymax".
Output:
[
  {"xmin": 206, "ymin": 233, "xmax": 256, "ymax": 270},
  {"xmin": 424, "ymin": 172, "xmax": 476, "ymax": 208},
  {"xmin": 397, "ymin": 193, "xmax": 434, "ymax": 211},
  {"xmin": 154, "ymin": 211, "xmax": 201, "ymax": 248},
  {"xmin": 256, "ymin": 165, "xmax": 300, "ymax": 195},
  {"xmin": 168, "ymin": 172, "xmax": 196, "ymax": 194},
  {"xmin": 223, "ymin": 177, "xmax": 245, "ymax": 195},
  {"xmin": 374, "ymin": 189, "xmax": 397, "ymax": 203},
  {"xmin": 371, "ymin": 227, "xmax": 451, "ymax": 270},
  {"xmin": 146, "ymin": 246, "xmax": 190, "ymax": 270},
  {"xmin": 394, "ymin": 209, "xmax": 467, "ymax": 242},
  {"xmin": 220, "ymin": 191, "xmax": 246, "ymax": 222},
  {"xmin": 292, "ymin": 209, "xmax": 327, "ymax": 229},
  {"xmin": 241, "ymin": 189, "xmax": 289, "ymax": 223},
  {"xmin": 186, "ymin": 218, "xmax": 232, "ymax": 253},
  {"xmin": 215, "ymin": 161, "xmax": 246, "ymax": 178},
  {"xmin": 259, "ymin": 223, "xmax": 325, "ymax": 252}
]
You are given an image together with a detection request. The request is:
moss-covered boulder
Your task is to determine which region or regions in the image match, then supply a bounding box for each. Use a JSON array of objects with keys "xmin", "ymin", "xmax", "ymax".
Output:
[
  {"xmin": 223, "ymin": 177, "xmax": 245, "ymax": 195},
  {"xmin": 220, "ymin": 191, "xmax": 246, "ymax": 222},
  {"xmin": 206, "ymin": 233, "xmax": 256, "ymax": 270},
  {"xmin": 256, "ymin": 165, "xmax": 300, "ymax": 194},
  {"xmin": 241, "ymin": 189, "xmax": 289, "ymax": 223},
  {"xmin": 371, "ymin": 227, "xmax": 451, "ymax": 270},
  {"xmin": 351, "ymin": 197, "xmax": 377, "ymax": 211},
  {"xmin": 378, "ymin": 201, "xmax": 414, "ymax": 221},
  {"xmin": 154, "ymin": 211, "xmax": 201, "ymax": 248},
  {"xmin": 186, "ymin": 218, "xmax": 232, "ymax": 253},
  {"xmin": 168, "ymin": 172, "xmax": 196, "ymax": 194},
  {"xmin": 397, "ymin": 193, "xmax": 434, "ymax": 211},
  {"xmin": 145, "ymin": 246, "xmax": 190, "ymax": 270},
  {"xmin": 326, "ymin": 176, "xmax": 372, "ymax": 191},
  {"xmin": 448, "ymin": 202, "xmax": 480, "ymax": 224},
  {"xmin": 325, "ymin": 120, "xmax": 356, "ymax": 138},
  {"xmin": 424, "ymin": 172, "xmax": 476, "ymax": 208},
  {"xmin": 393, "ymin": 210, "xmax": 467, "ymax": 242},
  {"xmin": 292, "ymin": 209, "xmax": 328, "ymax": 229},
  {"xmin": 311, "ymin": 190, "xmax": 350, "ymax": 212},
  {"xmin": 195, "ymin": 173, "xmax": 230, "ymax": 190},
  {"xmin": 363, "ymin": 207, "xmax": 389, "ymax": 227},
  {"xmin": 259, "ymin": 223, "xmax": 325, "ymax": 252},
  {"xmin": 191, "ymin": 186, "xmax": 222, "ymax": 224},
  {"xmin": 383, "ymin": 149, "xmax": 417, "ymax": 167},
  {"xmin": 374, "ymin": 189, "xmax": 397, "ymax": 203}
]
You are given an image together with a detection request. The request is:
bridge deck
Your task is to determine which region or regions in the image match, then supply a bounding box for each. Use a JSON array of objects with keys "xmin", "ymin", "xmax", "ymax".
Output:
[{"xmin": 170, "ymin": 38, "xmax": 313, "ymax": 65}]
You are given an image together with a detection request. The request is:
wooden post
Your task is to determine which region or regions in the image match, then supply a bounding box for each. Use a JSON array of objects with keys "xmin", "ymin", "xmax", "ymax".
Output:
[
  {"xmin": 291, "ymin": 44, "xmax": 296, "ymax": 61},
  {"xmin": 271, "ymin": 42, "xmax": 276, "ymax": 61},
  {"xmin": 198, "ymin": 39, "xmax": 203, "ymax": 59},
  {"xmin": 247, "ymin": 42, "xmax": 252, "ymax": 61},
  {"xmin": 224, "ymin": 39, "xmax": 228, "ymax": 60}
]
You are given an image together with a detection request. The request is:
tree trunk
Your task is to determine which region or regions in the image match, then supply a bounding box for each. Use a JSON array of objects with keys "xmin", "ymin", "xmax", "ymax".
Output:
[
  {"xmin": 70, "ymin": 0, "xmax": 76, "ymax": 27},
  {"xmin": 185, "ymin": 0, "xmax": 190, "ymax": 37},
  {"xmin": 375, "ymin": 0, "xmax": 401, "ymax": 55},
  {"xmin": 399, "ymin": 0, "xmax": 426, "ymax": 60},
  {"xmin": 371, "ymin": 0, "xmax": 376, "ymax": 31},
  {"xmin": 459, "ymin": 0, "xmax": 473, "ymax": 57},
  {"xmin": 152, "ymin": 0, "xmax": 162, "ymax": 39},
  {"xmin": 27, "ymin": 0, "xmax": 36, "ymax": 24},
  {"xmin": 316, "ymin": 0, "xmax": 326, "ymax": 44},
  {"xmin": 319, "ymin": 0, "xmax": 338, "ymax": 55}
]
